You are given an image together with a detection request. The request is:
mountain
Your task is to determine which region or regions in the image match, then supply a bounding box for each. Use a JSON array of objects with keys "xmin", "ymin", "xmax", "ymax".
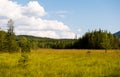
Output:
[{"xmin": 114, "ymin": 31, "xmax": 120, "ymax": 38}]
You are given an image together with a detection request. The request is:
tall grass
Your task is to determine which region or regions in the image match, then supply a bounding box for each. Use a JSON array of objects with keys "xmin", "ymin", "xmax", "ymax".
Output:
[{"xmin": 0, "ymin": 49, "xmax": 120, "ymax": 77}]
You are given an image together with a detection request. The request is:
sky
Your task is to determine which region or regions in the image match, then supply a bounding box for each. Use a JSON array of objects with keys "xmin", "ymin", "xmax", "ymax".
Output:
[{"xmin": 0, "ymin": 0, "xmax": 120, "ymax": 39}]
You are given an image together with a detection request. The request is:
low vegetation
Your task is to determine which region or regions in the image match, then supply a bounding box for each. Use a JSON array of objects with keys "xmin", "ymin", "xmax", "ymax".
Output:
[{"xmin": 0, "ymin": 49, "xmax": 120, "ymax": 77}]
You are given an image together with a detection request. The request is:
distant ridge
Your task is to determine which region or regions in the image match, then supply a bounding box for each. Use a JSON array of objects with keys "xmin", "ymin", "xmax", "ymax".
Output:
[
  {"xmin": 114, "ymin": 31, "xmax": 120, "ymax": 38},
  {"xmin": 17, "ymin": 35, "xmax": 74, "ymax": 40}
]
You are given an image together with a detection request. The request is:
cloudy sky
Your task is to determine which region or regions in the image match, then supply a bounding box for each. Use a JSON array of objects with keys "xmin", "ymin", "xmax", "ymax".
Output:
[{"xmin": 0, "ymin": 0, "xmax": 120, "ymax": 39}]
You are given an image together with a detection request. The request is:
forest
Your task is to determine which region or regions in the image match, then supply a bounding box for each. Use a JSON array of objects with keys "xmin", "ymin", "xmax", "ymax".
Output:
[{"xmin": 0, "ymin": 19, "xmax": 120, "ymax": 52}]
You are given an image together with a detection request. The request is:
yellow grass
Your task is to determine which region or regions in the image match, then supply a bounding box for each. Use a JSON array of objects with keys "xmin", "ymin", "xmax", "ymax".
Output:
[{"xmin": 0, "ymin": 49, "xmax": 120, "ymax": 77}]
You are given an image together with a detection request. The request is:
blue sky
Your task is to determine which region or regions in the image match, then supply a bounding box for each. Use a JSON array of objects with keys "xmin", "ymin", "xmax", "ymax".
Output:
[
  {"xmin": 0, "ymin": 0, "xmax": 120, "ymax": 38},
  {"xmin": 14, "ymin": 0, "xmax": 120, "ymax": 35}
]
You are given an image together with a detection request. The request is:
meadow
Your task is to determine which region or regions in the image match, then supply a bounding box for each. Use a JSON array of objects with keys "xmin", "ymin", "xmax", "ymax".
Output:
[{"xmin": 0, "ymin": 49, "xmax": 120, "ymax": 77}]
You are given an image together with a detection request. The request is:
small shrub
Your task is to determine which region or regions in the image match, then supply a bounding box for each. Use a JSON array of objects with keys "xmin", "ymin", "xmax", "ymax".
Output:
[
  {"xmin": 18, "ymin": 53, "xmax": 29, "ymax": 68},
  {"xmin": 87, "ymin": 51, "xmax": 91, "ymax": 54}
]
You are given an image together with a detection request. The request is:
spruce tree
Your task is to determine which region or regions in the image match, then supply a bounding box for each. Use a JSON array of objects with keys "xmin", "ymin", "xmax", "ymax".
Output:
[{"xmin": 7, "ymin": 19, "xmax": 19, "ymax": 52}]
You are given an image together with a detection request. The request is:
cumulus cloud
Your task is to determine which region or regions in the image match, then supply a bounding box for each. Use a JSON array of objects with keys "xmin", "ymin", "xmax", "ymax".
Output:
[
  {"xmin": 0, "ymin": 0, "xmax": 23, "ymax": 19},
  {"xmin": 0, "ymin": 0, "xmax": 75, "ymax": 38},
  {"xmin": 15, "ymin": 30, "xmax": 60, "ymax": 38},
  {"xmin": 22, "ymin": 1, "xmax": 47, "ymax": 17}
]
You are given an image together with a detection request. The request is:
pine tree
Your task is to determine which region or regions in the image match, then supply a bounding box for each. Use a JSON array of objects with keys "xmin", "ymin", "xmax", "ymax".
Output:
[{"xmin": 7, "ymin": 19, "xmax": 19, "ymax": 52}]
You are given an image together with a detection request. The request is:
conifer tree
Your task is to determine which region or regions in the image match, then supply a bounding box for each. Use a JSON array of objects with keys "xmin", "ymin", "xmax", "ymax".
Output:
[{"xmin": 7, "ymin": 19, "xmax": 19, "ymax": 52}]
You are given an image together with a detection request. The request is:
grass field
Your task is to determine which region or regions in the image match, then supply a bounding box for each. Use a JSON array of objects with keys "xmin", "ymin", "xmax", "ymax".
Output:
[{"xmin": 0, "ymin": 49, "xmax": 120, "ymax": 77}]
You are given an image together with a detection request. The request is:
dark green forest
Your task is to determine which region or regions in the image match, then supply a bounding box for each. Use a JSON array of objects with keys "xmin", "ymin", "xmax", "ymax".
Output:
[
  {"xmin": 73, "ymin": 30, "xmax": 120, "ymax": 49},
  {"xmin": 0, "ymin": 19, "xmax": 120, "ymax": 52}
]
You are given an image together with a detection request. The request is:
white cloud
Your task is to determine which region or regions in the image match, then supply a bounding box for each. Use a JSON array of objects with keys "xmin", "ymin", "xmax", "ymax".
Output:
[
  {"xmin": 0, "ymin": 0, "xmax": 74, "ymax": 38},
  {"xmin": 15, "ymin": 17, "xmax": 69, "ymax": 31},
  {"xmin": 22, "ymin": 1, "xmax": 47, "ymax": 17},
  {"xmin": 0, "ymin": 0, "xmax": 22, "ymax": 19},
  {"xmin": 15, "ymin": 30, "xmax": 60, "ymax": 39},
  {"xmin": 61, "ymin": 31, "xmax": 75, "ymax": 39}
]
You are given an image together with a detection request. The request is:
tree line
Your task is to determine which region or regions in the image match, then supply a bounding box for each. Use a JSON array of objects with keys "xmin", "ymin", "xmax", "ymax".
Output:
[
  {"xmin": 72, "ymin": 30, "xmax": 120, "ymax": 49},
  {"xmin": 0, "ymin": 19, "xmax": 120, "ymax": 53},
  {"xmin": 0, "ymin": 19, "xmax": 30, "ymax": 52}
]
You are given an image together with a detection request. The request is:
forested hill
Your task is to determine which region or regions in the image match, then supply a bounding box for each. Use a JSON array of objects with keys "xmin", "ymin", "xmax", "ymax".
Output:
[
  {"xmin": 17, "ymin": 35, "xmax": 76, "ymax": 49},
  {"xmin": 17, "ymin": 35, "xmax": 54, "ymax": 41},
  {"xmin": 17, "ymin": 30, "xmax": 120, "ymax": 49},
  {"xmin": 114, "ymin": 31, "xmax": 120, "ymax": 38},
  {"xmin": 17, "ymin": 35, "xmax": 75, "ymax": 40}
]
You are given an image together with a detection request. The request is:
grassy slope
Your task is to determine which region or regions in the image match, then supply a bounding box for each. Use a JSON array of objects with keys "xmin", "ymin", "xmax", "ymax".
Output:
[{"xmin": 0, "ymin": 49, "xmax": 120, "ymax": 77}]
